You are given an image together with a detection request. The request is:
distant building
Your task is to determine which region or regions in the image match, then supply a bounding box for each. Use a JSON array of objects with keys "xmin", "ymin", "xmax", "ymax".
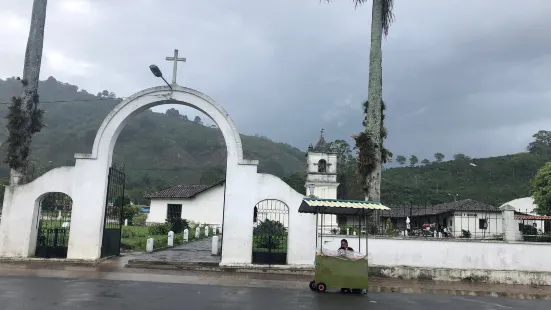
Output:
[
  {"xmin": 500, "ymin": 197, "xmax": 550, "ymax": 233},
  {"xmin": 144, "ymin": 179, "xmax": 225, "ymax": 227},
  {"xmin": 377, "ymin": 199, "xmax": 506, "ymax": 238}
]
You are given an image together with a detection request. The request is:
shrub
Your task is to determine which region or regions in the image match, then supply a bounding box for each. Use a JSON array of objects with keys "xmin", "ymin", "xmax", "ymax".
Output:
[
  {"xmin": 121, "ymin": 226, "xmax": 136, "ymax": 238},
  {"xmin": 148, "ymin": 223, "xmax": 170, "ymax": 235},
  {"xmin": 461, "ymin": 229, "xmax": 472, "ymax": 238},
  {"xmin": 521, "ymin": 224, "xmax": 538, "ymax": 236},
  {"xmin": 254, "ymin": 219, "xmax": 286, "ymax": 236},
  {"xmin": 132, "ymin": 214, "xmax": 147, "ymax": 226},
  {"xmin": 339, "ymin": 225, "xmax": 358, "ymax": 235},
  {"xmin": 122, "ymin": 205, "xmax": 141, "ymax": 225},
  {"xmin": 166, "ymin": 217, "xmax": 189, "ymax": 233}
]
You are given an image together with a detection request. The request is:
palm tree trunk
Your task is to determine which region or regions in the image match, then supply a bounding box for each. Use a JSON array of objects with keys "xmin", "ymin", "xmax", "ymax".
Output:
[
  {"xmin": 364, "ymin": 0, "xmax": 384, "ymax": 201},
  {"xmin": 9, "ymin": 0, "xmax": 48, "ymax": 185}
]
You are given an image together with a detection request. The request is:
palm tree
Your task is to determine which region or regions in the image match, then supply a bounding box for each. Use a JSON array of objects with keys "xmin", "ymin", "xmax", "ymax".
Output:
[{"xmin": 327, "ymin": 0, "xmax": 394, "ymax": 201}]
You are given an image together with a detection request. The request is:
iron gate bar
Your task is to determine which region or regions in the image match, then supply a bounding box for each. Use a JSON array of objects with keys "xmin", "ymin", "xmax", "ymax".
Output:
[
  {"xmin": 252, "ymin": 199, "xmax": 289, "ymax": 265},
  {"xmin": 101, "ymin": 167, "xmax": 126, "ymax": 257},
  {"xmin": 35, "ymin": 192, "xmax": 73, "ymax": 259}
]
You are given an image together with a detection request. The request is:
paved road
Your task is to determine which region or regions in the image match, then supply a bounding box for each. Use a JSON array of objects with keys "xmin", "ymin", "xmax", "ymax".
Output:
[{"xmin": 0, "ymin": 276, "xmax": 549, "ymax": 309}]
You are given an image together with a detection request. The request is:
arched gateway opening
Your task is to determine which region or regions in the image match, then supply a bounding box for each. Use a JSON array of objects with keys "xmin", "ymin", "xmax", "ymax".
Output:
[
  {"xmin": 35, "ymin": 192, "xmax": 73, "ymax": 259},
  {"xmin": 73, "ymin": 85, "xmax": 255, "ymax": 259},
  {"xmin": 252, "ymin": 199, "xmax": 289, "ymax": 265}
]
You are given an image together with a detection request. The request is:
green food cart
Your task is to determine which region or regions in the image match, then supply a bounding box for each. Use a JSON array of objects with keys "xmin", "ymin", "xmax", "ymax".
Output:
[{"xmin": 298, "ymin": 198, "xmax": 390, "ymax": 294}]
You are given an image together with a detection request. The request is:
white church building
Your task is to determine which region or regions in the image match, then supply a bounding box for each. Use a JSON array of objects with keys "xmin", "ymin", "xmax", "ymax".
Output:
[
  {"xmin": 144, "ymin": 130, "xmax": 341, "ymax": 232},
  {"xmin": 145, "ymin": 179, "xmax": 225, "ymax": 227}
]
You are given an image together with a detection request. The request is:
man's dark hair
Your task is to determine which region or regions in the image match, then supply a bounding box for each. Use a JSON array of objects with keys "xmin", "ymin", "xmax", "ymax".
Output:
[{"xmin": 341, "ymin": 239, "xmax": 348, "ymax": 244}]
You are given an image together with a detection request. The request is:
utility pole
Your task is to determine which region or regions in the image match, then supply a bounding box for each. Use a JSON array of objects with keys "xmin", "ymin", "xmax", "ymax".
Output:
[{"xmin": 9, "ymin": 0, "xmax": 48, "ymax": 185}]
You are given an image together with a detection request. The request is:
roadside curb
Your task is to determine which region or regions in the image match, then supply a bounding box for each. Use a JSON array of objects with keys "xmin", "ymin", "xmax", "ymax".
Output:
[
  {"xmin": 125, "ymin": 260, "xmax": 315, "ymax": 275},
  {"xmin": 367, "ymin": 284, "xmax": 551, "ymax": 300},
  {"xmin": 0, "ymin": 257, "xmax": 109, "ymax": 267}
]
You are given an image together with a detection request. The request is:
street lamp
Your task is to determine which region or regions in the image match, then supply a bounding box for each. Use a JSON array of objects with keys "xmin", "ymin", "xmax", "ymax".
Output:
[{"xmin": 149, "ymin": 64, "xmax": 172, "ymax": 90}]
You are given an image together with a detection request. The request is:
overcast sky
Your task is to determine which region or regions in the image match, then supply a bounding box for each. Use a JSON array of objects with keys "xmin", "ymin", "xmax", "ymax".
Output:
[{"xmin": 1, "ymin": 0, "xmax": 550, "ymax": 161}]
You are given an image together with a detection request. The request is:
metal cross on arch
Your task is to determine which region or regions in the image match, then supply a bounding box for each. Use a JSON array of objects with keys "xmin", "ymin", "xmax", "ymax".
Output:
[{"xmin": 165, "ymin": 49, "xmax": 187, "ymax": 85}]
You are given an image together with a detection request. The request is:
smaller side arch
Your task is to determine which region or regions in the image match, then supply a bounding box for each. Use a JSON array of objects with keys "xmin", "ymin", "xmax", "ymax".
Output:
[
  {"xmin": 33, "ymin": 192, "xmax": 73, "ymax": 259},
  {"xmin": 252, "ymin": 199, "xmax": 289, "ymax": 265}
]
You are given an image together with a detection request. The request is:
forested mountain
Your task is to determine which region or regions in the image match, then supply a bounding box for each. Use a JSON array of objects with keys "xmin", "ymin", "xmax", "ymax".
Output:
[
  {"xmin": 1, "ymin": 77, "xmax": 549, "ymax": 207},
  {"xmin": 0, "ymin": 77, "xmax": 306, "ymax": 202}
]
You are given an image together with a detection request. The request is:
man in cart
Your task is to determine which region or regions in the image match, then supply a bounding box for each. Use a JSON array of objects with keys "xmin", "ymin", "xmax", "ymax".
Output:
[{"xmin": 338, "ymin": 239, "xmax": 354, "ymax": 253}]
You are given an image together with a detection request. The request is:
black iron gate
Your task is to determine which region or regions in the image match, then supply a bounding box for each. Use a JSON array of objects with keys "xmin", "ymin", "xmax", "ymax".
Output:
[
  {"xmin": 35, "ymin": 193, "xmax": 73, "ymax": 258},
  {"xmin": 252, "ymin": 199, "xmax": 289, "ymax": 265},
  {"xmin": 101, "ymin": 167, "xmax": 125, "ymax": 257}
]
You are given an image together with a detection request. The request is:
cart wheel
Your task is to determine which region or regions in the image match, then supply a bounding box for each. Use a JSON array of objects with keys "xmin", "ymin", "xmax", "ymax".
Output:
[
  {"xmin": 316, "ymin": 282, "xmax": 327, "ymax": 293},
  {"xmin": 309, "ymin": 281, "xmax": 316, "ymax": 291},
  {"xmin": 361, "ymin": 289, "xmax": 368, "ymax": 295},
  {"xmin": 340, "ymin": 288, "xmax": 350, "ymax": 294}
]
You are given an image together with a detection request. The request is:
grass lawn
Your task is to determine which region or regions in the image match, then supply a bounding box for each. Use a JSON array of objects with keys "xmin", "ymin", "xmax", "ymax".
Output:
[{"xmin": 120, "ymin": 225, "xmax": 210, "ymax": 252}]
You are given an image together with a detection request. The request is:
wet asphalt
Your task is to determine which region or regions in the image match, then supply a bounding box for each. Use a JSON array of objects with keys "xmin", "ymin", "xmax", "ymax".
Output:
[{"xmin": 0, "ymin": 275, "xmax": 550, "ymax": 309}]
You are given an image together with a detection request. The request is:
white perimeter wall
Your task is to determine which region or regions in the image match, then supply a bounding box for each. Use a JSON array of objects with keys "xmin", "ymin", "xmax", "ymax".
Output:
[
  {"xmin": 318, "ymin": 235, "xmax": 551, "ymax": 273},
  {"xmin": 221, "ymin": 173, "xmax": 316, "ymax": 266},
  {"xmin": 147, "ymin": 185, "xmax": 224, "ymax": 226}
]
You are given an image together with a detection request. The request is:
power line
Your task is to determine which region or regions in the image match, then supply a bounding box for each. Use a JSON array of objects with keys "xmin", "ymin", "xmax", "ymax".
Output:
[{"xmin": 0, "ymin": 97, "xmax": 128, "ymax": 105}]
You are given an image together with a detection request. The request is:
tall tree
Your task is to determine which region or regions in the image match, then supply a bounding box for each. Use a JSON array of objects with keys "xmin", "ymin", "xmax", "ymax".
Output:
[
  {"xmin": 409, "ymin": 155, "xmax": 419, "ymax": 167},
  {"xmin": 421, "ymin": 159, "xmax": 430, "ymax": 166},
  {"xmin": 434, "ymin": 152, "xmax": 445, "ymax": 163},
  {"xmin": 328, "ymin": 0, "xmax": 394, "ymax": 201},
  {"xmin": 395, "ymin": 155, "xmax": 406, "ymax": 166},
  {"xmin": 531, "ymin": 162, "xmax": 551, "ymax": 215},
  {"xmin": 453, "ymin": 153, "xmax": 470, "ymax": 161},
  {"xmin": 5, "ymin": 0, "xmax": 48, "ymax": 185},
  {"xmin": 527, "ymin": 130, "xmax": 551, "ymax": 155}
]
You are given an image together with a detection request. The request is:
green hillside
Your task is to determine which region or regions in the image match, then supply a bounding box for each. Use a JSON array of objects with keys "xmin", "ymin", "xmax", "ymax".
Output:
[
  {"xmin": 381, "ymin": 152, "xmax": 550, "ymax": 206},
  {"xmin": 0, "ymin": 77, "xmax": 306, "ymax": 202}
]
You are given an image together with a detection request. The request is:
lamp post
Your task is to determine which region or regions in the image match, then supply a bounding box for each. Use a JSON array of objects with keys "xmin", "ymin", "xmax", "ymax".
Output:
[{"xmin": 149, "ymin": 65, "xmax": 172, "ymax": 90}]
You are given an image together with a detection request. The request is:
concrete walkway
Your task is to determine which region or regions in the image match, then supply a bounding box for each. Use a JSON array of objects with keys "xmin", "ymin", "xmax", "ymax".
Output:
[{"xmin": 126, "ymin": 237, "xmax": 220, "ymax": 264}]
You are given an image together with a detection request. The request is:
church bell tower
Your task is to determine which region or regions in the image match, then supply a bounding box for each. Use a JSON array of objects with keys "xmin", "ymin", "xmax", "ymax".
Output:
[{"xmin": 305, "ymin": 129, "xmax": 339, "ymax": 232}]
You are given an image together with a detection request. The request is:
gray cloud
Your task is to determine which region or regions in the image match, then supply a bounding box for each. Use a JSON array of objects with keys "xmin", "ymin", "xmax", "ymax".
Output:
[{"xmin": 0, "ymin": 0, "xmax": 550, "ymax": 162}]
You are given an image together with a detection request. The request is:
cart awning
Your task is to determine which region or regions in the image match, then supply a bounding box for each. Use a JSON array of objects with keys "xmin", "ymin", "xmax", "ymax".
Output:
[{"xmin": 299, "ymin": 198, "xmax": 390, "ymax": 215}]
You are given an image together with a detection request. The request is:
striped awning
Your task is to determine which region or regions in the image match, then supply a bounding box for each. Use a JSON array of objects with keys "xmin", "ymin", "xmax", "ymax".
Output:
[{"xmin": 299, "ymin": 198, "xmax": 390, "ymax": 215}]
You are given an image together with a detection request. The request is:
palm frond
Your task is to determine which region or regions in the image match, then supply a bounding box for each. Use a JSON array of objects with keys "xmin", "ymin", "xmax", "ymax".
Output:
[
  {"xmin": 382, "ymin": 0, "xmax": 395, "ymax": 37},
  {"xmin": 324, "ymin": 0, "xmax": 395, "ymax": 36}
]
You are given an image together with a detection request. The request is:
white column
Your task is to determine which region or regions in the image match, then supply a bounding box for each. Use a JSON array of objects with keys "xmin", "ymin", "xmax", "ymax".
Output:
[
  {"xmin": 183, "ymin": 229, "xmax": 189, "ymax": 242},
  {"xmin": 146, "ymin": 238, "xmax": 154, "ymax": 253},
  {"xmin": 500, "ymin": 204, "xmax": 522, "ymax": 242},
  {"xmin": 195, "ymin": 226, "xmax": 200, "ymax": 239},
  {"xmin": 168, "ymin": 231, "xmax": 174, "ymax": 247},
  {"xmin": 212, "ymin": 236, "xmax": 219, "ymax": 255}
]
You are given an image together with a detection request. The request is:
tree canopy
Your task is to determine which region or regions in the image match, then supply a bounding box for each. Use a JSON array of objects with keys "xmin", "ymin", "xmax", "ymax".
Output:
[{"xmin": 531, "ymin": 161, "xmax": 551, "ymax": 215}]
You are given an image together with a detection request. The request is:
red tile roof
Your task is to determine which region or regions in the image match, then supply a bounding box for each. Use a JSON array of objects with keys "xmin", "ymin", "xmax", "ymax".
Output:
[
  {"xmin": 144, "ymin": 179, "xmax": 225, "ymax": 199},
  {"xmin": 515, "ymin": 215, "xmax": 551, "ymax": 220}
]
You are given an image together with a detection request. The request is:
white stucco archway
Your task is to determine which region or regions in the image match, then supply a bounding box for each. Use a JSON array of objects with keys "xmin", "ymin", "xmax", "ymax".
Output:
[{"xmin": 67, "ymin": 85, "xmax": 260, "ymax": 260}]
